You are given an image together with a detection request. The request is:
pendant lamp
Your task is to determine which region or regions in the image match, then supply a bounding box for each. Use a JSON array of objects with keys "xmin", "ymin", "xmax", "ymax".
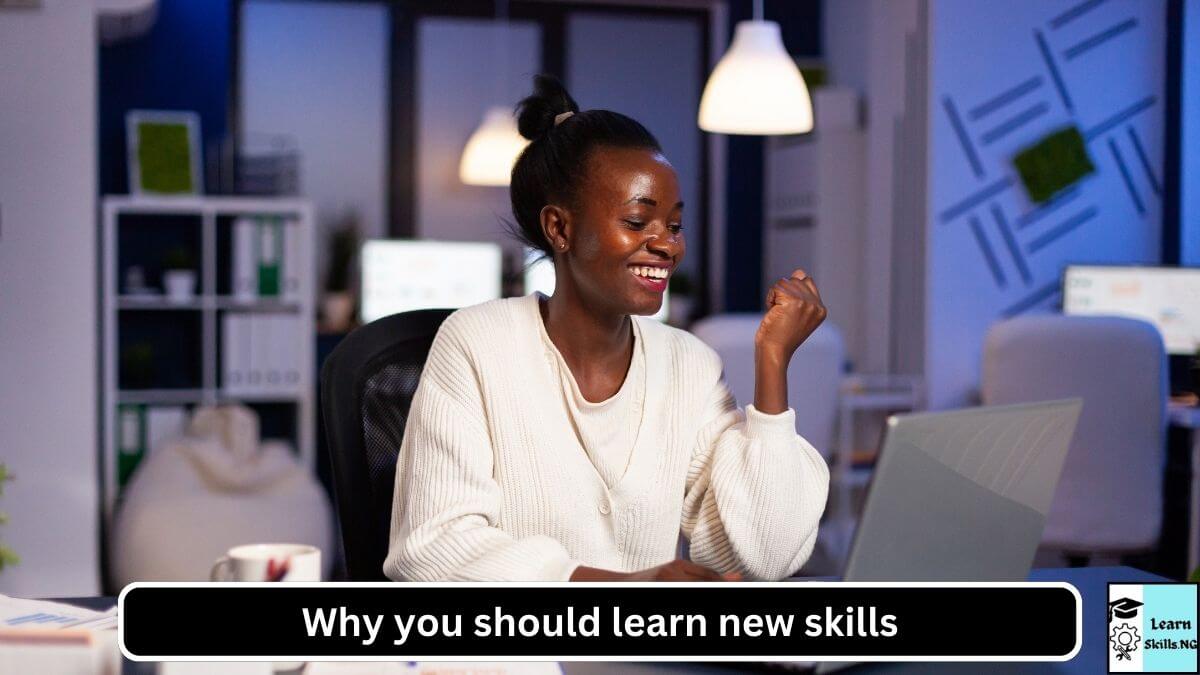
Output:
[
  {"xmin": 698, "ymin": 1, "xmax": 813, "ymax": 135},
  {"xmin": 459, "ymin": 106, "xmax": 528, "ymax": 186},
  {"xmin": 459, "ymin": 0, "xmax": 528, "ymax": 186}
]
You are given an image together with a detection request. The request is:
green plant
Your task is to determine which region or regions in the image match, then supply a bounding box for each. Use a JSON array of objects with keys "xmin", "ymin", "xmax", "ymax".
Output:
[
  {"xmin": 1012, "ymin": 126, "xmax": 1095, "ymax": 204},
  {"xmin": 121, "ymin": 341, "xmax": 156, "ymax": 389},
  {"xmin": 0, "ymin": 464, "xmax": 18, "ymax": 571},
  {"xmin": 324, "ymin": 215, "xmax": 360, "ymax": 293},
  {"xmin": 162, "ymin": 246, "xmax": 195, "ymax": 270}
]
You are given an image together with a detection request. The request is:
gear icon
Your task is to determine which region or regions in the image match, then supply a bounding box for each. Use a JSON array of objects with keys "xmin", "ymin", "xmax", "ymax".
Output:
[{"xmin": 1110, "ymin": 622, "xmax": 1140, "ymax": 661}]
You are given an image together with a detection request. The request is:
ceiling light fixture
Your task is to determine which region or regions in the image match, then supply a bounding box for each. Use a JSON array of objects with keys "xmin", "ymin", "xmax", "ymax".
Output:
[{"xmin": 698, "ymin": 0, "xmax": 813, "ymax": 135}]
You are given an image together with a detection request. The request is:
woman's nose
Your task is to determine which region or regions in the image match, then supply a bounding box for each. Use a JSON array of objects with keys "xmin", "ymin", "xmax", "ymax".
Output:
[{"xmin": 646, "ymin": 229, "xmax": 681, "ymax": 257}]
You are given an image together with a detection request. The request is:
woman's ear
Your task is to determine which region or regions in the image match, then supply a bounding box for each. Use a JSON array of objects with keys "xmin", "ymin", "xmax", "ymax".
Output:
[{"xmin": 539, "ymin": 205, "xmax": 571, "ymax": 253}]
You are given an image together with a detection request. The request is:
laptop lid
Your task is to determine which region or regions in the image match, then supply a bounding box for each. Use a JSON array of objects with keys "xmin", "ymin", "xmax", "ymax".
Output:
[{"xmin": 842, "ymin": 399, "xmax": 1082, "ymax": 582}]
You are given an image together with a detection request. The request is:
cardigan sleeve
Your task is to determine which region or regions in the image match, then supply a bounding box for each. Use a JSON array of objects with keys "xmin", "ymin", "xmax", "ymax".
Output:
[
  {"xmin": 679, "ymin": 367, "xmax": 830, "ymax": 581},
  {"xmin": 382, "ymin": 327, "xmax": 581, "ymax": 582}
]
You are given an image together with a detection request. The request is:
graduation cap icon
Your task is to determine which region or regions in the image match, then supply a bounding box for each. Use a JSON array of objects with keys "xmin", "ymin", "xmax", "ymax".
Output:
[{"xmin": 1109, "ymin": 598, "xmax": 1144, "ymax": 622}]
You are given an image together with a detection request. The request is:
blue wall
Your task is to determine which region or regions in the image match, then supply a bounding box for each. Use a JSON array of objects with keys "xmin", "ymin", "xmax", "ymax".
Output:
[
  {"xmin": 99, "ymin": 0, "xmax": 232, "ymax": 195},
  {"xmin": 927, "ymin": 0, "xmax": 1166, "ymax": 408}
]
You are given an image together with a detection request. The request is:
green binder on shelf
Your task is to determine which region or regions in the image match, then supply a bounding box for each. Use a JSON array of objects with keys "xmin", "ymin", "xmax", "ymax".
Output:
[
  {"xmin": 116, "ymin": 403, "xmax": 146, "ymax": 489},
  {"xmin": 256, "ymin": 217, "xmax": 283, "ymax": 297}
]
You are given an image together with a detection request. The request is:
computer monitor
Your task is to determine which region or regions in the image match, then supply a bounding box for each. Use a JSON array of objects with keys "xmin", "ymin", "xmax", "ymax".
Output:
[
  {"xmin": 360, "ymin": 239, "xmax": 502, "ymax": 323},
  {"xmin": 522, "ymin": 248, "xmax": 670, "ymax": 322},
  {"xmin": 1062, "ymin": 265, "xmax": 1200, "ymax": 356}
]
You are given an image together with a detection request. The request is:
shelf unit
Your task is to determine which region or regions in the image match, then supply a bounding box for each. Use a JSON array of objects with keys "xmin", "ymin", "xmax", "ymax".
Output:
[{"xmin": 100, "ymin": 195, "xmax": 316, "ymax": 520}]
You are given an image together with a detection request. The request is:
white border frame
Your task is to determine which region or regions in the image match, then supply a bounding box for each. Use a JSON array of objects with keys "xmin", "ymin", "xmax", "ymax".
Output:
[
  {"xmin": 125, "ymin": 109, "xmax": 204, "ymax": 195},
  {"xmin": 118, "ymin": 581, "xmax": 1083, "ymax": 663}
]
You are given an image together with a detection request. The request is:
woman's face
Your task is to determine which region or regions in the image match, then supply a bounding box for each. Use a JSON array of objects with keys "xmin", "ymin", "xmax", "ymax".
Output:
[{"xmin": 560, "ymin": 145, "xmax": 685, "ymax": 316}]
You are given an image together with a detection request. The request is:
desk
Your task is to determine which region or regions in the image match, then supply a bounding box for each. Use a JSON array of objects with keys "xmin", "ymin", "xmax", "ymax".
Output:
[
  {"xmin": 1168, "ymin": 403, "xmax": 1200, "ymax": 575},
  {"xmin": 65, "ymin": 566, "xmax": 1166, "ymax": 674}
]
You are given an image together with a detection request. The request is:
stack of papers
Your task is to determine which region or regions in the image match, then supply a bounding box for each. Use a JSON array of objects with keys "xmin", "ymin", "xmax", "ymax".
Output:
[
  {"xmin": 0, "ymin": 595, "xmax": 117, "ymax": 632},
  {"xmin": 0, "ymin": 595, "xmax": 119, "ymax": 675}
]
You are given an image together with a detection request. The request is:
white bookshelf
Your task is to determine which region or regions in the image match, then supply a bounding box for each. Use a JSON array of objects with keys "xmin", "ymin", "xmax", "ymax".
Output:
[{"xmin": 100, "ymin": 195, "xmax": 316, "ymax": 521}]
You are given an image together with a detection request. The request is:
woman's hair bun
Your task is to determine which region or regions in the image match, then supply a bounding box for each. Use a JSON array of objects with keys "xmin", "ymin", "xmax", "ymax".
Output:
[{"xmin": 515, "ymin": 74, "xmax": 580, "ymax": 141}]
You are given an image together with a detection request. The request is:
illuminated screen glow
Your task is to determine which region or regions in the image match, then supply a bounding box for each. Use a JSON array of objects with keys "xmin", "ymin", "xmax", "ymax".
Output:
[
  {"xmin": 1062, "ymin": 265, "xmax": 1200, "ymax": 355},
  {"xmin": 360, "ymin": 240, "xmax": 502, "ymax": 322}
]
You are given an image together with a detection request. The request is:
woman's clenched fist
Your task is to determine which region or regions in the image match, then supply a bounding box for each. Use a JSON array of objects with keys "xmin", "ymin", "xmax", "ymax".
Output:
[{"xmin": 755, "ymin": 268, "xmax": 827, "ymax": 361}]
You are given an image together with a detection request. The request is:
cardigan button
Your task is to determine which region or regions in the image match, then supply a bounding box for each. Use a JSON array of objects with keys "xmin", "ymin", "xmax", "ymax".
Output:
[{"xmin": 598, "ymin": 501, "xmax": 611, "ymax": 515}]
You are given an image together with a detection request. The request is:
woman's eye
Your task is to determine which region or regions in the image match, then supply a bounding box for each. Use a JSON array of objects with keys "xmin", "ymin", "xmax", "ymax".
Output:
[
  {"xmin": 669, "ymin": 223, "xmax": 684, "ymax": 234},
  {"xmin": 623, "ymin": 219, "xmax": 646, "ymax": 230}
]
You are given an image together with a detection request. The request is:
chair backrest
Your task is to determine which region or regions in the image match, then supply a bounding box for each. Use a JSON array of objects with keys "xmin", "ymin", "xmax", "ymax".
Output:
[
  {"xmin": 320, "ymin": 308, "xmax": 453, "ymax": 580},
  {"xmin": 690, "ymin": 314, "xmax": 844, "ymax": 459},
  {"xmin": 981, "ymin": 315, "xmax": 1168, "ymax": 553}
]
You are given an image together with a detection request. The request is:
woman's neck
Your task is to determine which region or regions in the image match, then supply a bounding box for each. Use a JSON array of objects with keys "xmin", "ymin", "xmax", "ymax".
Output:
[{"xmin": 540, "ymin": 283, "xmax": 632, "ymax": 372}]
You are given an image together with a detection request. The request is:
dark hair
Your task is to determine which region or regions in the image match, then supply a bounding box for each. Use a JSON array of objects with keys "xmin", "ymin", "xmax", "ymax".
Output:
[{"xmin": 509, "ymin": 74, "xmax": 663, "ymax": 257}]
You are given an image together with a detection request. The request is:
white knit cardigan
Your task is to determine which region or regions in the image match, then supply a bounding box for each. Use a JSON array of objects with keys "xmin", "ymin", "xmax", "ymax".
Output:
[{"xmin": 383, "ymin": 293, "xmax": 830, "ymax": 582}]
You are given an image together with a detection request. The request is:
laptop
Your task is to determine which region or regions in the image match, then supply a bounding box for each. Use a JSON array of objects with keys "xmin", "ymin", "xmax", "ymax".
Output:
[
  {"xmin": 809, "ymin": 400, "xmax": 1081, "ymax": 672},
  {"xmin": 842, "ymin": 398, "xmax": 1083, "ymax": 582}
]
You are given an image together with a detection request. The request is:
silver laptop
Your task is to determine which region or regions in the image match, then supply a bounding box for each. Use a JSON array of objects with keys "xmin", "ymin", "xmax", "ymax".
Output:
[{"xmin": 842, "ymin": 399, "xmax": 1082, "ymax": 582}]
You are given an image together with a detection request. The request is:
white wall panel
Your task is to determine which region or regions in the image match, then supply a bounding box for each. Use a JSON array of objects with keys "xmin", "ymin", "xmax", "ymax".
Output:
[{"xmin": 0, "ymin": 0, "xmax": 99, "ymax": 596}]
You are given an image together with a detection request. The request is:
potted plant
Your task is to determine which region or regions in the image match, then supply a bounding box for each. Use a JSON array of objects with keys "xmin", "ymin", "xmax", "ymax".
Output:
[
  {"xmin": 0, "ymin": 464, "xmax": 17, "ymax": 571},
  {"xmin": 321, "ymin": 214, "xmax": 359, "ymax": 332},
  {"xmin": 162, "ymin": 246, "xmax": 197, "ymax": 304},
  {"xmin": 120, "ymin": 341, "xmax": 156, "ymax": 389}
]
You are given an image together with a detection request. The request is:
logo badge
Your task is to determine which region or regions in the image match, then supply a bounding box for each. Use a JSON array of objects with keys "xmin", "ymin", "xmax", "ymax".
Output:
[{"xmin": 1108, "ymin": 583, "xmax": 1198, "ymax": 672}]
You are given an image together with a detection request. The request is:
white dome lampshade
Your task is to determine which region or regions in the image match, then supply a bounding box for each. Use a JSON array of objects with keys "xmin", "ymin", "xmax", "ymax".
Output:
[
  {"xmin": 698, "ymin": 20, "xmax": 813, "ymax": 135},
  {"xmin": 459, "ymin": 107, "xmax": 529, "ymax": 186}
]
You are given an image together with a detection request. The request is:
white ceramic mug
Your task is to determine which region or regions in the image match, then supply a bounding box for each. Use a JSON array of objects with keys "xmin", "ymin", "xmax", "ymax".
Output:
[{"xmin": 210, "ymin": 543, "xmax": 321, "ymax": 582}]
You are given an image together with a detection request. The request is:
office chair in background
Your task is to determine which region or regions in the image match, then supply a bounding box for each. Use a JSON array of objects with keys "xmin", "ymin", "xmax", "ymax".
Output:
[
  {"xmin": 320, "ymin": 308, "xmax": 454, "ymax": 581},
  {"xmin": 982, "ymin": 315, "xmax": 1168, "ymax": 563},
  {"xmin": 690, "ymin": 316, "xmax": 845, "ymax": 458}
]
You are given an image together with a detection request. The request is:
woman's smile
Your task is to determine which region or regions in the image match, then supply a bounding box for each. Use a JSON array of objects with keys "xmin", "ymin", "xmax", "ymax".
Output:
[{"xmin": 628, "ymin": 262, "xmax": 671, "ymax": 293}]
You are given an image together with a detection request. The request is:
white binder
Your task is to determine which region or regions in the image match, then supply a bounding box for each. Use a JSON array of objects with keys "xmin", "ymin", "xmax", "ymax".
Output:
[{"xmin": 232, "ymin": 217, "xmax": 257, "ymax": 303}]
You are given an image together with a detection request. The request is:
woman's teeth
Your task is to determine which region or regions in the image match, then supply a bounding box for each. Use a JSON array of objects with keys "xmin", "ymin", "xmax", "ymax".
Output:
[{"xmin": 631, "ymin": 266, "xmax": 668, "ymax": 280}]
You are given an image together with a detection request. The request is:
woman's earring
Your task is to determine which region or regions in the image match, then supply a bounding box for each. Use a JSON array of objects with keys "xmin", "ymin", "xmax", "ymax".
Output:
[{"xmin": 558, "ymin": 242, "xmax": 566, "ymax": 250}]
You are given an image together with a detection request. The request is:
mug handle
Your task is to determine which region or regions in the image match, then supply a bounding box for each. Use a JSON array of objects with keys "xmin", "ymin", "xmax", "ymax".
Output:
[{"xmin": 210, "ymin": 555, "xmax": 232, "ymax": 581}]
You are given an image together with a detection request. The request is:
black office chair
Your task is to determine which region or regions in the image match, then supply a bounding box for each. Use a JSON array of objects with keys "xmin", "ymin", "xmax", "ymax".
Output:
[{"xmin": 319, "ymin": 308, "xmax": 454, "ymax": 580}]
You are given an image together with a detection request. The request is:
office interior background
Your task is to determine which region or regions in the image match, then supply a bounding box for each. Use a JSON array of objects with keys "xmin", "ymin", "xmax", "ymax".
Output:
[{"xmin": 0, "ymin": 0, "xmax": 1198, "ymax": 599}]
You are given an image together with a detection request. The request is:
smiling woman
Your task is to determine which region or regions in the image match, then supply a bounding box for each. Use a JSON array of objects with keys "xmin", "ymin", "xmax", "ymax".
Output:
[{"xmin": 384, "ymin": 74, "xmax": 830, "ymax": 584}]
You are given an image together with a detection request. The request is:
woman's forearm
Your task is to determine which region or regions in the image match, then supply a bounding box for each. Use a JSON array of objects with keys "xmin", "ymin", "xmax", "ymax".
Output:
[{"xmin": 753, "ymin": 347, "xmax": 789, "ymax": 414}]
